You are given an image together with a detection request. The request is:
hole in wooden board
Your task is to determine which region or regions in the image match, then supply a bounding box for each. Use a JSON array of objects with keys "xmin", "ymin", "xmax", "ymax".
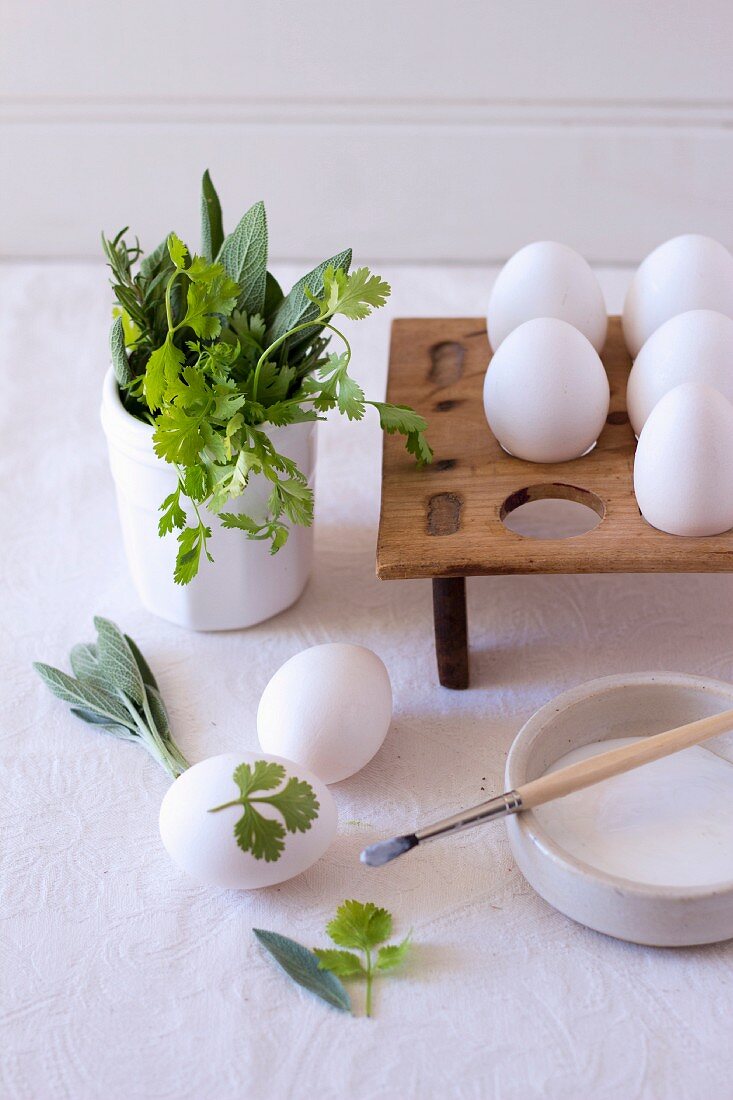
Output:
[
  {"xmin": 427, "ymin": 492, "xmax": 463, "ymax": 536},
  {"xmin": 500, "ymin": 483, "xmax": 605, "ymax": 539},
  {"xmin": 428, "ymin": 342, "xmax": 465, "ymax": 387}
]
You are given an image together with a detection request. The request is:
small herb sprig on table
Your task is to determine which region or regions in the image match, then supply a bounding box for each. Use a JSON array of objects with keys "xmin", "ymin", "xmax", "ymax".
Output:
[
  {"xmin": 255, "ymin": 900, "xmax": 411, "ymax": 1017},
  {"xmin": 103, "ymin": 173, "xmax": 432, "ymax": 585},
  {"xmin": 33, "ymin": 618, "xmax": 188, "ymax": 779}
]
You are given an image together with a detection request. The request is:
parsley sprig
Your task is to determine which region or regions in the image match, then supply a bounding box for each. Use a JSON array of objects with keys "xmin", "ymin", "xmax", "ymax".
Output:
[
  {"xmin": 254, "ymin": 900, "xmax": 411, "ymax": 1017},
  {"xmin": 103, "ymin": 173, "xmax": 432, "ymax": 585},
  {"xmin": 209, "ymin": 760, "xmax": 320, "ymax": 862},
  {"xmin": 315, "ymin": 900, "xmax": 410, "ymax": 1017}
]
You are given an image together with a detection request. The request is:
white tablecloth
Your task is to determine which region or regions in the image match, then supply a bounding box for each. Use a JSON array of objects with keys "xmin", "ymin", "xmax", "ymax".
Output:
[{"xmin": 3, "ymin": 262, "xmax": 732, "ymax": 1100}]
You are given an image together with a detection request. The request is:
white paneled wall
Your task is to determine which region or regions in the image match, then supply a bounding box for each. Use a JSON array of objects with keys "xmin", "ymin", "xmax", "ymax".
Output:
[{"xmin": 1, "ymin": 0, "xmax": 732, "ymax": 261}]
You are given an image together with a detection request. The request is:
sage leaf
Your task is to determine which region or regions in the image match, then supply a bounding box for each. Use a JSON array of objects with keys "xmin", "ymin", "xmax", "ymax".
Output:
[
  {"xmin": 146, "ymin": 685, "xmax": 171, "ymax": 740},
  {"xmin": 253, "ymin": 929, "xmax": 351, "ymax": 1013},
  {"xmin": 265, "ymin": 248, "xmax": 352, "ymax": 356},
  {"xmin": 217, "ymin": 200, "xmax": 268, "ymax": 319},
  {"xmin": 200, "ymin": 169, "xmax": 224, "ymax": 262},
  {"xmin": 35, "ymin": 620, "xmax": 189, "ymax": 779},
  {"xmin": 94, "ymin": 616, "xmax": 145, "ymax": 706},
  {"xmin": 264, "ymin": 270, "xmax": 284, "ymax": 319},
  {"xmin": 139, "ymin": 234, "xmax": 174, "ymax": 280},
  {"xmin": 110, "ymin": 317, "xmax": 133, "ymax": 387},
  {"xmin": 33, "ymin": 663, "xmax": 131, "ymax": 726},
  {"xmin": 124, "ymin": 634, "xmax": 159, "ymax": 691},
  {"xmin": 70, "ymin": 707, "xmax": 137, "ymax": 739},
  {"xmin": 69, "ymin": 643, "xmax": 106, "ymax": 686}
]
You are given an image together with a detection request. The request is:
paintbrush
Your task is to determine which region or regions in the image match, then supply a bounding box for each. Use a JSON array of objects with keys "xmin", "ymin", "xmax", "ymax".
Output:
[{"xmin": 361, "ymin": 704, "xmax": 733, "ymax": 867}]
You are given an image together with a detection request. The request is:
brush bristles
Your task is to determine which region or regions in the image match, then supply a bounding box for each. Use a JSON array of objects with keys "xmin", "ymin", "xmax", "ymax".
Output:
[{"xmin": 360, "ymin": 834, "xmax": 418, "ymax": 867}]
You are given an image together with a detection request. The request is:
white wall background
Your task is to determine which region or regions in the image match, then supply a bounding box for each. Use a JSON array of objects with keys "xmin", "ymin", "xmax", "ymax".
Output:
[{"xmin": 1, "ymin": 0, "xmax": 732, "ymax": 262}]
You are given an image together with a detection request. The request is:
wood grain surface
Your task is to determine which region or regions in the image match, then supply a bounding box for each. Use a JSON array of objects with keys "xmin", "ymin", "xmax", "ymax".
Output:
[{"xmin": 377, "ymin": 316, "xmax": 733, "ymax": 580}]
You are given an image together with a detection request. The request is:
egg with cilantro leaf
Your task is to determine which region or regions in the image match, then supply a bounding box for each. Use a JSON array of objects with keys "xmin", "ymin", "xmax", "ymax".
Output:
[{"xmin": 159, "ymin": 752, "xmax": 337, "ymax": 889}]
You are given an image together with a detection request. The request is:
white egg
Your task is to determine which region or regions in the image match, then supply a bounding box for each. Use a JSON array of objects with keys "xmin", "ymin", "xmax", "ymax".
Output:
[
  {"xmin": 159, "ymin": 752, "xmax": 337, "ymax": 889},
  {"xmin": 627, "ymin": 310, "xmax": 733, "ymax": 436},
  {"xmin": 623, "ymin": 234, "xmax": 733, "ymax": 358},
  {"xmin": 487, "ymin": 241, "xmax": 607, "ymax": 353},
  {"xmin": 257, "ymin": 643, "xmax": 392, "ymax": 784},
  {"xmin": 483, "ymin": 317, "xmax": 610, "ymax": 463},
  {"xmin": 634, "ymin": 382, "xmax": 733, "ymax": 536}
]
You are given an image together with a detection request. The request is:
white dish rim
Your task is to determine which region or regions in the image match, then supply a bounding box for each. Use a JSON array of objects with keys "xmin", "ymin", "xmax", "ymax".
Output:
[{"xmin": 505, "ymin": 670, "xmax": 733, "ymax": 901}]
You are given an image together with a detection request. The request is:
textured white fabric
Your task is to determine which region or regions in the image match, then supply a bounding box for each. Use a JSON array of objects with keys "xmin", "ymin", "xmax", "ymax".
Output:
[{"xmin": 3, "ymin": 262, "xmax": 733, "ymax": 1100}]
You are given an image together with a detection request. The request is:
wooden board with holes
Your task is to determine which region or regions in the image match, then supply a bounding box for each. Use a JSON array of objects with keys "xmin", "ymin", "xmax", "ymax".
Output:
[{"xmin": 376, "ymin": 316, "xmax": 733, "ymax": 688}]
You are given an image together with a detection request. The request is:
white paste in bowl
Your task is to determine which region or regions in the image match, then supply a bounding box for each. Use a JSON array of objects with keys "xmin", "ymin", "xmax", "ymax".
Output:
[{"xmin": 533, "ymin": 738, "xmax": 733, "ymax": 888}]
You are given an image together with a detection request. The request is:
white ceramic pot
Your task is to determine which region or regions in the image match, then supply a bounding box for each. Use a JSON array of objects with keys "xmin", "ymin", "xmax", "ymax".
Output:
[
  {"xmin": 100, "ymin": 368, "xmax": 316, "ymax": 630},
  {"xmin": 506, "ymin": 673, "xmax": 733, "ymax": 946}
]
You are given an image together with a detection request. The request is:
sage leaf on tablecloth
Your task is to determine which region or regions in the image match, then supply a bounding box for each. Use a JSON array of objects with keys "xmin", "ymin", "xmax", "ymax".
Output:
[
  {"xmin": 94, "ymin": 616, "xmax": 146, "ymax": 706},
  {"xmin": 33, "ymin": 664, "xmax": 132, "ymax": 726},
  {"xmin": 124, "ymin": 634, "xmax": 159, "ymax": 690},
  {"xmin": 253, "ymin": 929, "xmax": 351, "ymax": 1013},
  {"xmin": 69, "ymin": 642, "xmax": 107, "ymax": 687},
  {"xmin": 33, "ymin": 618, "xmax": 189, "ymax": 779}
]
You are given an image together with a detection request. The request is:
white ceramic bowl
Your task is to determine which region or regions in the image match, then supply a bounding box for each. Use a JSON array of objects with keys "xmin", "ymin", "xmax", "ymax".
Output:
[{"xmin": 505, "ymin": 673, "xmax": 733, "ymax": 946}]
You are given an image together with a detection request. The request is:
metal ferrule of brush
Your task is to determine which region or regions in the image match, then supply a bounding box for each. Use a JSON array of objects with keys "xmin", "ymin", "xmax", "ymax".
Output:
[{"xmin": 414, "ymin": 790, "xmax": 524, "ymax": 844}]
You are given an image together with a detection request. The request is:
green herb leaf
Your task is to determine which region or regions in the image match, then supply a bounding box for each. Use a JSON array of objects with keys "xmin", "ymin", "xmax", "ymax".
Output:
[
  {"xmin": 264, "ymin": 271, "xmax": 284, "ymax": 317},
  {"xmin": 217, "ymin": 200, "xmax": 268, "ymax": 319},
  {"xmin": 110, "ymin": 316, "xmax": 133, "ymax": 387},
  {"xmin": 200, "ymin": 169, "xmax": 224, "ymax": 262},
  {"xmin": 183, "ymin": 269, "xmax": 239, "ymax": 340},
  {"xmin": 318, "ymin": 352, "xmax": 366, "ymax": 420},
  {"xmin": 69, "ymin": 642, "xmax": 106, "ymax": 687},
  {"xmin": 370, "ymin": 401, "xmax": 433, "ymax": 466},
  {"xmin": 313, "ymin": 949, "xmax": 366, "ymax": 978},
  {"xmin": 94, "ymin": 616, "xmax": 146, "ymax": 707},
  {"xmin": 174, "ymin": 522, "xmax": 212, "ymax": 585},
  {"xmin": 309, "ymin": 266, "xmax": 391, "ymax": 320},
  {"xmin": 124, "ymin": 634, "xmax": 158, "ymax": 691},
  {"xmin": 35, "ymin": 621, "xmax": 187, "ymax": 778},
  {"xmin": 376, "ymin": 936, "xmax": 411, "ymax": 972},
  {"xmin": 313, "ymin": 901, "xmax": 411, "ymax": 1017},
  {"xmin": 144, "ymin": 336, "xmax": 185, "ymax": 411},
  {"xmin": 326, "ymin": 900, "xmax": 392, "ymax": 951},
  {"xmin": 152, "ymin": 406, "xmax": 205, "ymax": 465},
  {"xmin": 265, "ymin": 248, "xmax": 352, "ymax": 351},
  {"xmin": 253, "ymin": 930, "xmax": 351, "ymax": 1013},
  {"xmin": 208, "ymin": 760, "xmax": 319, "ymax": 862},
  {"xmin": 139, "ymin": 234, "xmax": 174, "ymax": 280},
  {"xmin": 158, "ymin": 484, "xmax": 187, "ymax": 536},
  {"xmin": 68, "ymin": 708, "xmax": 137, "ymax": 739},
  {"xmin": 145, "ymin": 685, "xmax": 172, "ymax": 740},
  {"xmin": 32, "ymin": 663, "xmax": 132, "ymax": 726},
  {"xmin": 168, "ymin": 232, "xmax": 188, "ymax": 270},
  {"xmin": 268, "ymin": 478, "xmax": 314, "ymax": 527}
]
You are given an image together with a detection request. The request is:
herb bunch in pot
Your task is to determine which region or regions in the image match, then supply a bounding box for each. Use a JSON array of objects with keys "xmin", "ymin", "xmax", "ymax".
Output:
[{"xmin": 101, "ymin": 172, "xmax": 431, "ymax": 631}]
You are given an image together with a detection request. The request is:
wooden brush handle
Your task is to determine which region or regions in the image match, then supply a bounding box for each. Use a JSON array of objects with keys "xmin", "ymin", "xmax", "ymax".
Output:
[{"xmin": 517, "ymin": 705, "xmax": 733, "ymax": 810}]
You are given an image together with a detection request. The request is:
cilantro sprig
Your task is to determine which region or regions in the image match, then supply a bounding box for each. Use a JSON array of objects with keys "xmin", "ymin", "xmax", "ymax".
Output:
[
  {"xmin": 255, "ymin": 900, "xmax": 411, "ymax": 1017},
  {"xmin": 208, "ymin": 760, "xmax": 320, "ymax": 862},
  {"xmin": 315, "ymin": 900, "xmax": 410, "ymax": 1017},
  {"xmin": 103, "ymin": 173, "xmax": 432, "ymax": 585}
]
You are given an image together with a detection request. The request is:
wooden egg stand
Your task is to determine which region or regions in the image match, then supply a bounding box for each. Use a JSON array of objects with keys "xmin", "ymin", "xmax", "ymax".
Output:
[{"xmin": 377, "ymin": 316, "xmax": 733, "ymax": 689}]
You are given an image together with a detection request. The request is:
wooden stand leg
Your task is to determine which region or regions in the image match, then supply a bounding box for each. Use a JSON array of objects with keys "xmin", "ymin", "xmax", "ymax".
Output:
[{"xmin": 432, "ymin": 577, "xmax": 469, "ymax": 689}]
